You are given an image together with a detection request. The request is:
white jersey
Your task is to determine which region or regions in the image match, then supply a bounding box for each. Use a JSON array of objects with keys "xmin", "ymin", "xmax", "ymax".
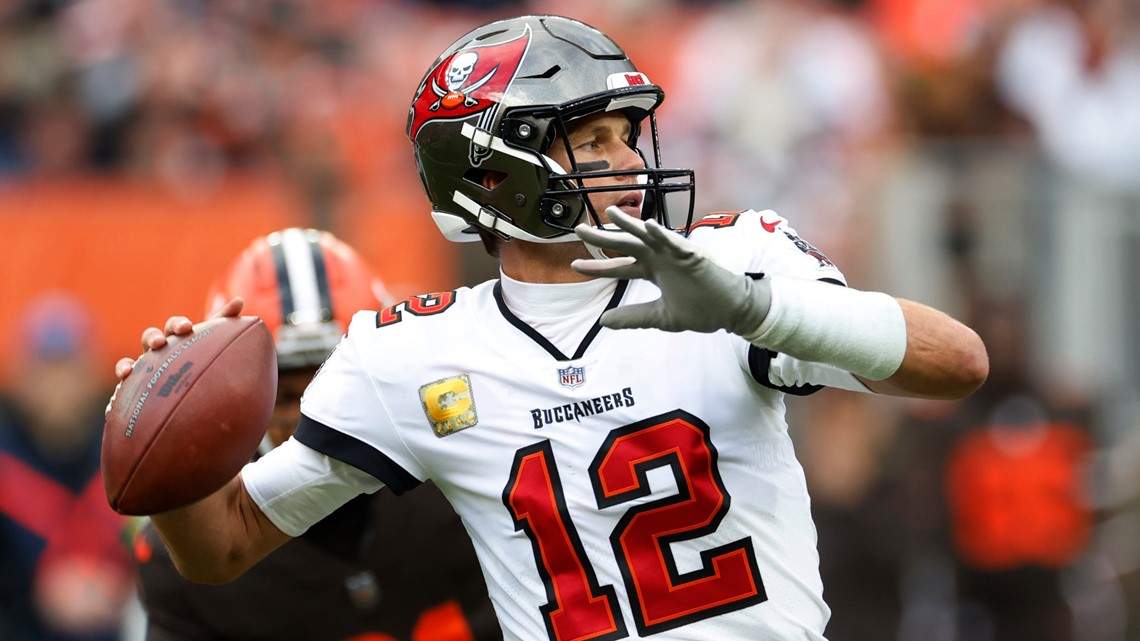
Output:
[{"xmin": 250, "ymin": 210, "xmax": 860, "ymax": 641}]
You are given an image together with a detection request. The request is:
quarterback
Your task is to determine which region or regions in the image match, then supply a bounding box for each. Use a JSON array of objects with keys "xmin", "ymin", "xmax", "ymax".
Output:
[{"xmin": 115, "ymin": 15, "xmax": 987, "ymax": 641}]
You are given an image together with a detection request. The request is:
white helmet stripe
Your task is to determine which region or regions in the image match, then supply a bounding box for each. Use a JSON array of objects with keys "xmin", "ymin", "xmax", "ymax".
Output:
[
  {"xmin": 278, "ymin": 228, "xmax": 326, "ymax": 325},
  {"xmin": 461, "ymin": 122, "xmax": 540, "ymax": 165}
]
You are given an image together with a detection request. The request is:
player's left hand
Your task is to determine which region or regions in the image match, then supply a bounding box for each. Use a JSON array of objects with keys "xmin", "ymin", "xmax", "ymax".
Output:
[
  {"xmin": 112, "ymin": 297, "xmax": 244, "ymax": 380},
  {"xmin": 572, "ymin": 206, "xmax": 771, "ymax": 335}
]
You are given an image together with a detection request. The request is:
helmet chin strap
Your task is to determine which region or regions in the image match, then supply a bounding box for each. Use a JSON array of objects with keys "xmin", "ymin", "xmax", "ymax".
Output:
[
  {"xmin": 585, "ymin": 239, "xmax": 612, "ymax": 260},
  {"xmin": 583, "ymin": 205, "xmax": 633, "ymax": 260},
  {"xmin": 582, "ymin": 173, "xmax": 650, "ymax": 260}
]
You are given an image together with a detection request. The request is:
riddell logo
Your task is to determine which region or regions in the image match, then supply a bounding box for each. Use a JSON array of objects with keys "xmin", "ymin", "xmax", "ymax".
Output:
[
  {"xmin": 606, "ymin": 72, "xmax": 652, "ymax": 90},
  {"xmin": 407, "ymin": 30, "xmax": 531, "ymax": 140}
]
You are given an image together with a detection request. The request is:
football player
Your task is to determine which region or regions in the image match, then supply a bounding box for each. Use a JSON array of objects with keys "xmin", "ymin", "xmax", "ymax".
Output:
[
  {"xmin": 114, "ymin": 16, "xmax": 987, "ymax": 640},
  {"xmin": 131, "ymin": 228, "xmax": 499, "ymax": 641}
]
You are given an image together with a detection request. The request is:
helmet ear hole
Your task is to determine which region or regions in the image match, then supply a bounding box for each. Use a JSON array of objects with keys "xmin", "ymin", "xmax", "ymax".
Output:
[{"xmin": 463, "ymin": 168, "xmax": 507, "ymax": 191}]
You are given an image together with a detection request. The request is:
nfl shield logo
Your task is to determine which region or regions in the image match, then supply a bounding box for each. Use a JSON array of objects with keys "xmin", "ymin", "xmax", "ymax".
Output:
[{"xmin": 558, "ymin": 366, "xmax": 585, "ymax": 389}]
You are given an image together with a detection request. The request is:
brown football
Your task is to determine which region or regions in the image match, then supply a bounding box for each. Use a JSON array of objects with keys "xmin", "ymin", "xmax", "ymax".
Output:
[{"xmin": 102, "ymin": 316, "xmax": 277, "ymax": 515}]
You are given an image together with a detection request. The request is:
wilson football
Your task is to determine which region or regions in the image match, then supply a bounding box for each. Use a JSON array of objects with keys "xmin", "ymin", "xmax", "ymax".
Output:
[{"xmin": 102, "ymin": 316, "xmax": 277, "ymax": 515}]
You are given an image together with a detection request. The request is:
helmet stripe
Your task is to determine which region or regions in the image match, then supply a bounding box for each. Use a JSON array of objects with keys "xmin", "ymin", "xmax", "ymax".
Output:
[
  {"xmin": 306, "ymin": 232, "xmax": 333, "ymax": 322},
  {"xmin": 277, "ymin": 229, "xmax": 326, "ymax": 326},
  {"xmin": 268, "ymin": 233, "xmax": 295, "ymax": 325}
]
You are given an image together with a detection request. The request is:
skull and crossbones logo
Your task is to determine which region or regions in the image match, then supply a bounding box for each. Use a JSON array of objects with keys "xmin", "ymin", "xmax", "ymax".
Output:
[{"xmin": 430, "ymin": 51, "xmax": 497, "ymax": 111}]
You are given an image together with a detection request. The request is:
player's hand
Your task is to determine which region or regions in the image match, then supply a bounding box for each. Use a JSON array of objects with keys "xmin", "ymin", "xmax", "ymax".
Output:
[
  {"xmin": 571, "ymin": 207, "xmax": 770, "ymax": 335},
  {"xmin": 113, "ymin": 297, "xmax": 244, "ymax": 380}
]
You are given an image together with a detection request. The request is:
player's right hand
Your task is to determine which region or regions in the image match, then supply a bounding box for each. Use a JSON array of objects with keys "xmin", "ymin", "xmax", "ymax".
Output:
[
  {"xmin": 113, "ymin": 297, "xmax": 244, "ymax": 380},
  {"xmin": 571, "ymin": 207, "xmax": 771, "ymax": 337}
]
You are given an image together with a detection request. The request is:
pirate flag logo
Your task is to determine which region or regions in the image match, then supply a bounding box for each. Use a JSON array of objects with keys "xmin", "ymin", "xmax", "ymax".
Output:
[
  {"xmin": 407, "ymin": 29, "xmax": 530, "ymax": 142},
  {"xmin": 431, "ymin": 51, "xmax": 493, "ymax": 111}
]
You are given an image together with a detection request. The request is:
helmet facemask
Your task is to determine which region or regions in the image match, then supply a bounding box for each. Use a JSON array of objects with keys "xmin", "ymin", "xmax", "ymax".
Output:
[{"xmin": 534, "ymin": 109, "xmax": 695, "ymax": 237}]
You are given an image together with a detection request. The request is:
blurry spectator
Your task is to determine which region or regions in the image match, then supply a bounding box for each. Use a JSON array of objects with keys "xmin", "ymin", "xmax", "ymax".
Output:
[
  {"xmin": 889, "ymin": 289, "xmax": 1113, "ymax": 641},
  {"xmin": 793, "ymin": 390, "xmax": 910, "ymax": 641},
  {"xmin": 996, "ymin": 0, "xmax": 1140, "ymax": 192},
  {"xmin": 1093, "ymin": 401, "xmax": 1140, "ymax": 641},
  {"xmin": 0, "ymin": 292, "xmax": 134, "ymax": 641},
  {"xmin": 666, "ymin": 0, "xmax": 896, "ymax": 275},
  {"xmin": 945, "ymin": 394, "xmax": 1093, "ymax": 641},
  {"xmin": 866, "ymin": 0, "xmax": 1033, "ymax": 140},
  {"xmin": 993, "ymin": 0, "xmax": 1140, "ymax": 409},
  {"xmin": 0, "ymin": 4, "xmax": 75, "ymax": 175}
]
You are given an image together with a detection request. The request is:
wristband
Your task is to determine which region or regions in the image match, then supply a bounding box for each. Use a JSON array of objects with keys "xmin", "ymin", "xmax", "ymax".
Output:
[{"xmin": 742, "ymin": 276, "xmax": 907, "ymax": 381}]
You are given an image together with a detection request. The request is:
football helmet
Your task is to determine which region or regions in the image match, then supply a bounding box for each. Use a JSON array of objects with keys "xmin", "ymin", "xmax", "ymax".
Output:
[
  {"xmin": 407, "ymin": 14, "xmax": 694, "ymax": 244},
  {"xmin": 205, "ymin": 228, "xmax": 391, "ymax": 370}
]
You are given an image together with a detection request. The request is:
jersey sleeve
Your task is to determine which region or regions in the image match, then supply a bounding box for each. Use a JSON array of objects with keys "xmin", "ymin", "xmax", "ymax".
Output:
[
  {"xmin": 688, "ymin": 210, "xmax": 846, "ymax": 284},
  {"xmin": 690, "ymin": 210, "xmax": 875, "ymax": 393},
  {"xmin": 295, "ymin": 311, "xmax": 428, "ymax": 493},
  {"xmin": 241, "ymin": 437, "xmax": 384, "ymax": 537}
]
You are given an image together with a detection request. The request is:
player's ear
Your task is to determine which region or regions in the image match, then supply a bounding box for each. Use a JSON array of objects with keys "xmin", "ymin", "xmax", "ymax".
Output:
[{"xmin": 480, "ymin": 170, "xmax": 506, "ymax": 190}]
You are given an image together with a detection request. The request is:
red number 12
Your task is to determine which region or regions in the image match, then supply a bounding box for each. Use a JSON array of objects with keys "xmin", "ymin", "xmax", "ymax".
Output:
[{"xmin": 503, "ymin": 410, "xmax": 766, "ymax": 640}]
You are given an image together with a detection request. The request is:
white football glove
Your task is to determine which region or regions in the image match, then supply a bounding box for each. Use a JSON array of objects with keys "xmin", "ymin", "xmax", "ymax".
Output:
[{"xmin": 572, "ymin": 206, "xmax": 771, "ymax": 336}]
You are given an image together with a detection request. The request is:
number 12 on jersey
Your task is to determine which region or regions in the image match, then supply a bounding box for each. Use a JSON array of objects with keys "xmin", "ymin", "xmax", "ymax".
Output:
[{"xmin": 503, "ymin": 410, "xmax": 767, "ymax": 640}]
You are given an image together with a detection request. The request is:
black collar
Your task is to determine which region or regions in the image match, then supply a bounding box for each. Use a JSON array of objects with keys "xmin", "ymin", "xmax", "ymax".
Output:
[{"xmin": 492, "ymin": 279, "xmax": 629, "ymax": 361}]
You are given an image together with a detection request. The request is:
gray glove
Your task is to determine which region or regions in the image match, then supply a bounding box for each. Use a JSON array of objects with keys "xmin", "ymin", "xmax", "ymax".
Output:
[{"xmin": 572, "ymin": 206, "xmax": 771, "ymax": 335}]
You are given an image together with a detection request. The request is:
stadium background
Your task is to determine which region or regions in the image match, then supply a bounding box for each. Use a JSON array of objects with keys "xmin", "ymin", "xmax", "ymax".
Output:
[{"xmin": 2, "ymin": 0, "xmax": 1139, "ymax": 639}]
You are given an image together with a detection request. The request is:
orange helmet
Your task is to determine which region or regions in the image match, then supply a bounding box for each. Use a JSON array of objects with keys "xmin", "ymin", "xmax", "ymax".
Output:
[{"xmin": 205, "ymin": 228, "xmax": 391, "ymax": 370}]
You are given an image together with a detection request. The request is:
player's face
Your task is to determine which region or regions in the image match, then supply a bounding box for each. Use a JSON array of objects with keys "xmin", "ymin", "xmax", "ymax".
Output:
[
  {"xmin": 548, "ymin": 112, "xmax": 646, "ymax": 223},
  {"xmin": 267, "ymin": 367, "xmax": 318, "ymax": 448}
]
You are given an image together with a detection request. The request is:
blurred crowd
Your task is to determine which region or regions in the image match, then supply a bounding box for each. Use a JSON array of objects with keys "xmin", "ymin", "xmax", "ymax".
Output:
[{"xmin": 3, "ymin": 0, "xmax": 1140, "ymax": 640}]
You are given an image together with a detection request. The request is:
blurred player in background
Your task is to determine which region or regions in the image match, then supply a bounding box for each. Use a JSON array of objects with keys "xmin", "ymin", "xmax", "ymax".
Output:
[
  {"xmin": 132, "ymin": 228, "xmax": 500, "ymax": 641},
  {"xmin": 0, "ymin": 292, "xmax": 134, "ymax": 641}
]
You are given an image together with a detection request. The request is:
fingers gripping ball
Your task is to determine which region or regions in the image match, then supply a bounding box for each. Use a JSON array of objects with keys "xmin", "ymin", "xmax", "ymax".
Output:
[{"xmin": 102, "ymin": 317, "xmax": 277, "ymax": 515}]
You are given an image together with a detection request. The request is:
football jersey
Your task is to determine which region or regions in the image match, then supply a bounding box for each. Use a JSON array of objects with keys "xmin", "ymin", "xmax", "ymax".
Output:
[{"xmin": 257, "ymin": 210, "xmax": 860, "ymax": 641}]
